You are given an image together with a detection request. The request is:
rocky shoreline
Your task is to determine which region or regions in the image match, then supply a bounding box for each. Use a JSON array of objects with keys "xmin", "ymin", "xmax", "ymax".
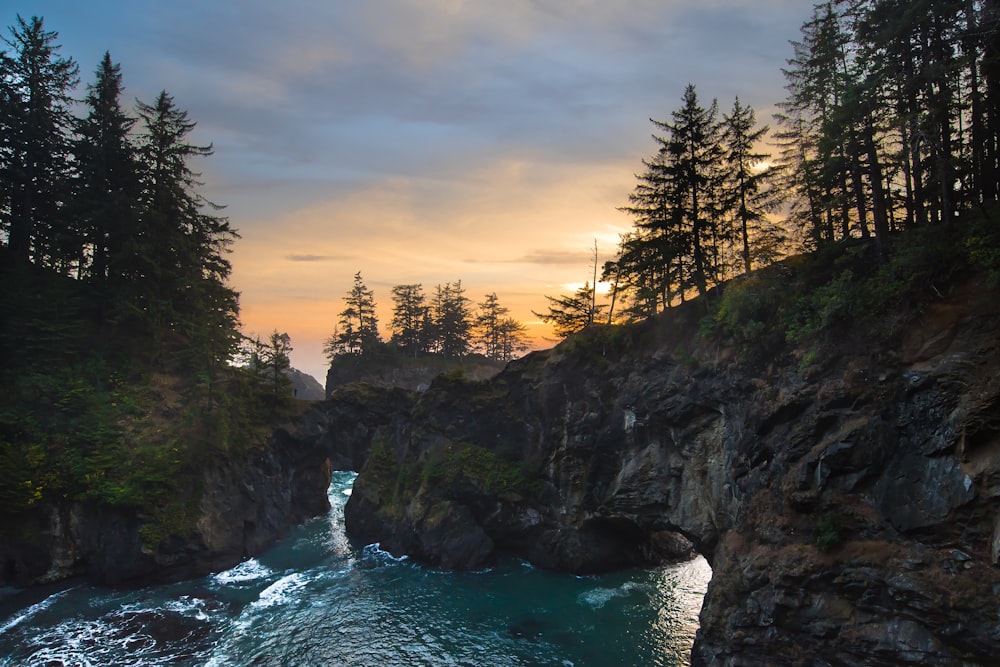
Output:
[
  {"xmin": 339, "ymin": 276, "xmax": 1000, "ymax": 666},
  {"xmin": 3, "ymin": 273, "xmax": 998, "ymax": 665}
]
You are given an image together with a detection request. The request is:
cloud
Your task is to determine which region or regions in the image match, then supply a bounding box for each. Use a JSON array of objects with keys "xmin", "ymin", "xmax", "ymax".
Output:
[
  {"xmin": 285, "ymin": 254, "xmax": 348, "ymax": 263},
  {"xmin": 26, "ymin": 0, "xmax": 816, "ymax": 384},
  {"xmin": 491, "ymin": 249, "xmax": 596, "ymax": 266}
]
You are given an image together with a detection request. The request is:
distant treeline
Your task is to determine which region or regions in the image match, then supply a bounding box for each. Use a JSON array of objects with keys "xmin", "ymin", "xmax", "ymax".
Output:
[{"xmin": 325, "ymin": 273, "xmax": 529, "ymax": 364}]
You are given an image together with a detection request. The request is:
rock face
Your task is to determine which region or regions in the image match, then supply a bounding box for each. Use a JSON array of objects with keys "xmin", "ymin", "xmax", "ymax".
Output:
[
  {"xmin": 7, "ymin": 269, "xmax": 997, "ymax": 664},
  {"xmin": 341, "ymin": 278, "xmax": 1000, "ymax": 666},
  {"xmin": 284, "ymin": 367, "xmax": 326, "ymax": 400},
  {"xmin": 325, "ymin": 353, "xmax": 504, "ymax": 396},
  {"xmin": 0, "ymin": 412, "xmax": 335, "ymax": 587}
]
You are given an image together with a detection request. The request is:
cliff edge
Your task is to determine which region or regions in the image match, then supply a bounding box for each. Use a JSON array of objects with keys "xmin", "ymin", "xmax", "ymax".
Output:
[
  {"xmin": 342, "ymin": 264, "xmax": 1000, "ymax": 665},
  {"xmin": 0, "ymin": 408, "xmax": 334, "ymax": 587}
]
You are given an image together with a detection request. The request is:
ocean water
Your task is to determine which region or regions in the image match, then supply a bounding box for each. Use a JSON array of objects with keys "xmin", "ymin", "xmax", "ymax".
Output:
[{"xmin": 0, "ymin": 472, "xmax": 711, "ymax": 666}]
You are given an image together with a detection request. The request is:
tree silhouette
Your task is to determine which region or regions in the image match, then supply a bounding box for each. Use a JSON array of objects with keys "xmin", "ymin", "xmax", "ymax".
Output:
[
  {"xmin": 129, "ymin": 90, "xmax": 240, "ymax": 366},
  {"xmin": 721, "ymin": 97, "xmax": 782, "ymax": 274},
  {"xmin": 431, "ymin": 281, "xmax": 472, "ymax": 358},
  {"xmin": 474, "ymin": 292, "xmax": 508, "ymax": 360},
  {"xmin": 533, "ymin": 282, "xmax": 604, "ymax": 339},
  {"xmin": 330, "ymin": 271, "xmax": 380, "ymax": 356},
  {"xmin": 72, "ymin": 52, "xmax": 140, "ymax": 286},
  {"xmin": 389, "ymin": 283, "xmax": 426, "ymax": 356},
  {"xmin": 0, "ymin": 15, "xmax": 78, "ymax": 267}
]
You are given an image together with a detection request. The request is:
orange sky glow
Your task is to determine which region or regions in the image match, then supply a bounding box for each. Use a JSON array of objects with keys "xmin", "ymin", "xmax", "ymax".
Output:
[
  {"xmin": 230, "ymin": 159, "xmax": 634, "ymax": 379},
  {"xmin": 22, "ymin": 0, "xmax": 814, "ymax": 383}
]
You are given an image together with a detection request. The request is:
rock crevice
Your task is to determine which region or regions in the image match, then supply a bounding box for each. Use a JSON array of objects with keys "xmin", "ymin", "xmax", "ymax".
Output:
[{"xmin": 338, "ymin": 281, "xmax": 1000, "ymax": 666}]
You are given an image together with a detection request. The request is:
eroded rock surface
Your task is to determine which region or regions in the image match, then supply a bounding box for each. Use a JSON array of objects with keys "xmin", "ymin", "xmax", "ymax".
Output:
[
  {"xmin": 340, "ymin": 279, "xmax": 1000, "ymax": 666},
  {"xmin": 0, "ymin": 409, "xmax": 336, "ymax": 587}
]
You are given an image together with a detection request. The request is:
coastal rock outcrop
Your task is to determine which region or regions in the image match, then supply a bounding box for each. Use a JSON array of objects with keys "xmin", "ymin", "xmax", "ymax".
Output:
[
  {"xmin": 284, "ymin": 367, "xmax": 326, "ymax": 400},
  {"xmin": 0, "ymin": 411, "xmax": 336, "ymax": 587},
  {"xmin": 325, "ymin": 353, "xmax": 504, "ymax": 396},
  {"xmin": 341, "ymin": 276, "xmax": 1000, "ymax": 666}
]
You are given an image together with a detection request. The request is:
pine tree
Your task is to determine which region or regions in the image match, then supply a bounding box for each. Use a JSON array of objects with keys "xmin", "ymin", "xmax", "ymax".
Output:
[
  {"xmin": 615, "ymin": 141, "xmax": 689, "ymax": 314},
  {"xmin": 853, "ymin": 0, "xmax": 931, "ymax": 229},
  {"xmin": 474, "ymin": 292, "xmax": 509, "ymax": 360},
  {"xmin": 658, "ymin": 84, "xmax": 725, "ymax": 295},
  {"xmin": 783, "ymin": 0, "xmax": 988, "ymax": 238},
  {"xmin": 533, "ymin": 283, "xmax": 605, "ymax": 339},
  {"xmin": 613, "ymin": 85, "xmax": 729, "ymax": 308},
  {"xmin": 981, "ymin": 0, "xmax": 1000, "ymax": 205},
  {"xmin": 961, "ymin": 0, "xmax": 994, "ymax": 204},
  {"xmin": 262, "ymin": 330, "xmax": 293, "ymax": 402},
  {"xmin": 130, "ymin": 90, "xmax": 240, "ymax": 365},
  {"xmin": 772, "ymin": 104, "xmax": 826, "ymax": 250},
  {"xmin": 0, "ymin": 15, "xmax": 78, "ymax": 267},
  {"xmin": 779, "ymin": 4, "xmax": 840, "ymax": 244},
  {"xmin": 389, "ymin": 283, "xmax": 426, "ymax": 356},
  {"xmin": 240, "ymin": 331, "xmax": 292, "ymax": 403},
  {"xmin": 333, "ymin": 271, "xmax": 380, "ymax": 356},
  {"xmin": 495, "ymin": 317, "xmax": 529, "ymax": 362},
  {"xmin": 721, "ymin": 97, "xmax": 781, "ymax": 274},
  {"xmin": 432, "ymin": 281, "xmax": 472, "ymax": 358},
  {"xmin": 71, "ymin": 52, "xmax": 140, "ymax": 285}
]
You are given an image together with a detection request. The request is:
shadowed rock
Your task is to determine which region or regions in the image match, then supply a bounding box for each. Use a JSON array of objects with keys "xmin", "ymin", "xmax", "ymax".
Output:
[{"xmin": 332, "ymin": 277, "xmax": 1000, "ymax": 666}]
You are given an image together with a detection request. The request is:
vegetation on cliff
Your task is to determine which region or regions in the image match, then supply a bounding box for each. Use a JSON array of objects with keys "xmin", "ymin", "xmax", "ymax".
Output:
[
  {"xmin": 710, "ymin": 217, "xmax": 1000, "ymax": 355},
  {"xmin": 0, "ymin": 252, "xmax": 302, "ymax": 542},
  {"xmin": 0, "ymin": 17, "xmax": 297, "ymax": 544},
  {"xmin": 324, "ymin": 274, "xmax": 530, "ymax": 367},
  {"xmin": 364, "ymin": 431, "xmax": 543, "ymax": 519},
  {"xmin": 325, "ymin": 346, "xmax": 505, "ymax": 395},
  {"xmin": 551, "ymin": 211, "xmax": 1000, "ymax": 382}
]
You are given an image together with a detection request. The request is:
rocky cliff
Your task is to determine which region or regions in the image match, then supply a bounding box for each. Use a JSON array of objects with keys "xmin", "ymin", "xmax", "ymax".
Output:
[
  {"xmin": 285, "ymin": 367, "xmax": 326, "ymax": 400},
  {"xmin": 0, "ymin": 412, "xmax": 334, "ymax": 587},
  {"xmin": 325, "ymin": 351, "xmax": 504, "ymax": 396},
  {"xmin": 340, "ymin": 274, "xmax": 1000, "ymax": 666}
]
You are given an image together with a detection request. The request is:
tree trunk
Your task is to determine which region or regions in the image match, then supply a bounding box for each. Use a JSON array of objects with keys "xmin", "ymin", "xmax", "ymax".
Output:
[{"xmin": 865, "ymin": 119, "xmax": 891, "ymax": 258}]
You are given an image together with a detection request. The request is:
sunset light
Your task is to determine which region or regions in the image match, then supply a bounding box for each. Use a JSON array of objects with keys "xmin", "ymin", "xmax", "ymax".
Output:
[
  {"xmin": 19, "ymin": 0, "xmax": 811, "ymax": 381},
  {"xmin": 5, "ymin": 2, "xmax": 996, "ymax": 665}
]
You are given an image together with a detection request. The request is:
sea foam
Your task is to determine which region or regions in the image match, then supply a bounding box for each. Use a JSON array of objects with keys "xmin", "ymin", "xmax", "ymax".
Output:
[
  {"xmin": 252, "ymin": 572, "xmax": 308, "ymax": 610},
  {"xmin": 211, "ymin": 558, "xmax": 272, "ymax": 585},
  {"xmin": 0, "ymin": 587, "xmax": 75, "ymax": 634}
]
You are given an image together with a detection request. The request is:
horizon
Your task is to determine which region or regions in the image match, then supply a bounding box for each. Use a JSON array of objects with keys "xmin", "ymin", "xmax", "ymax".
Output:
[{"xmin": 7, "ymin": 1, "xmax": 813, "ymax": 381}]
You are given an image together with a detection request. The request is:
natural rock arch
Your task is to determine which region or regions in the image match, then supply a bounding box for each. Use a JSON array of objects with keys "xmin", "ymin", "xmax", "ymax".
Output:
[{"xmin": 299, "ymin": 283, "xmax": 1000, "ymax": 666}]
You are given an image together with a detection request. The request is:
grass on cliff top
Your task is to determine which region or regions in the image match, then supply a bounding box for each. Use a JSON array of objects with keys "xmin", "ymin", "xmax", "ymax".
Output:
[
  {"xmin": 710, "ymin": 218, "xmax": 1000, "ymax": 363},
  {"xmin": 557, "ymin": 215, "xmax": 1000, "ymax": 371},
  {"xmin": 327, "ymin": 345, "xmax": 505, "ymax": 392}
]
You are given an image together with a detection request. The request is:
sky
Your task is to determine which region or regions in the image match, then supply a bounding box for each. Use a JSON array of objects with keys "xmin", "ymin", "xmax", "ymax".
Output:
[{"xmin": 8, "ymin": 1, "xmax": 812, "ymax": 382}]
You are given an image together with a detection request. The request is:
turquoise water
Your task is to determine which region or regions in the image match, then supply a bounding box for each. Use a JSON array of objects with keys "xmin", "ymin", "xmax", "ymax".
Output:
[{"xmin": 0, "ymin": 472, "xmax": 710, "ymax": 666}]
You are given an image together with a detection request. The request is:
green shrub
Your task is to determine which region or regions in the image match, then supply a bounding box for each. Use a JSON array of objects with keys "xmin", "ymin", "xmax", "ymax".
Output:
[
  {"xmin": 965, "ymin": 214, "xmax": 1000, "ymax": 285},
  {"xmin": 815, "ymin": 512, "xmax": 842, "ymax": 552},
  {"xmin": 422, "ymin": 442, "xmax": 542, "ymax": 498},
  {"xmin": 713, "ymin": 274, "xmax": 783, "ymax": 344},
  {"xmin": 784, "ymin": 269, "xmax": 855, "ymax": 345},
  {"xmin": 797, "ymin": 347, "xmax": 822, "ymax": 375},
  {"xmin": 0, "ymin": 357, "xmax": 285, "ymax": 552},
  {"xmin": 558, "ymin": 324, "xmax": 634, "ymax": 367}
]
